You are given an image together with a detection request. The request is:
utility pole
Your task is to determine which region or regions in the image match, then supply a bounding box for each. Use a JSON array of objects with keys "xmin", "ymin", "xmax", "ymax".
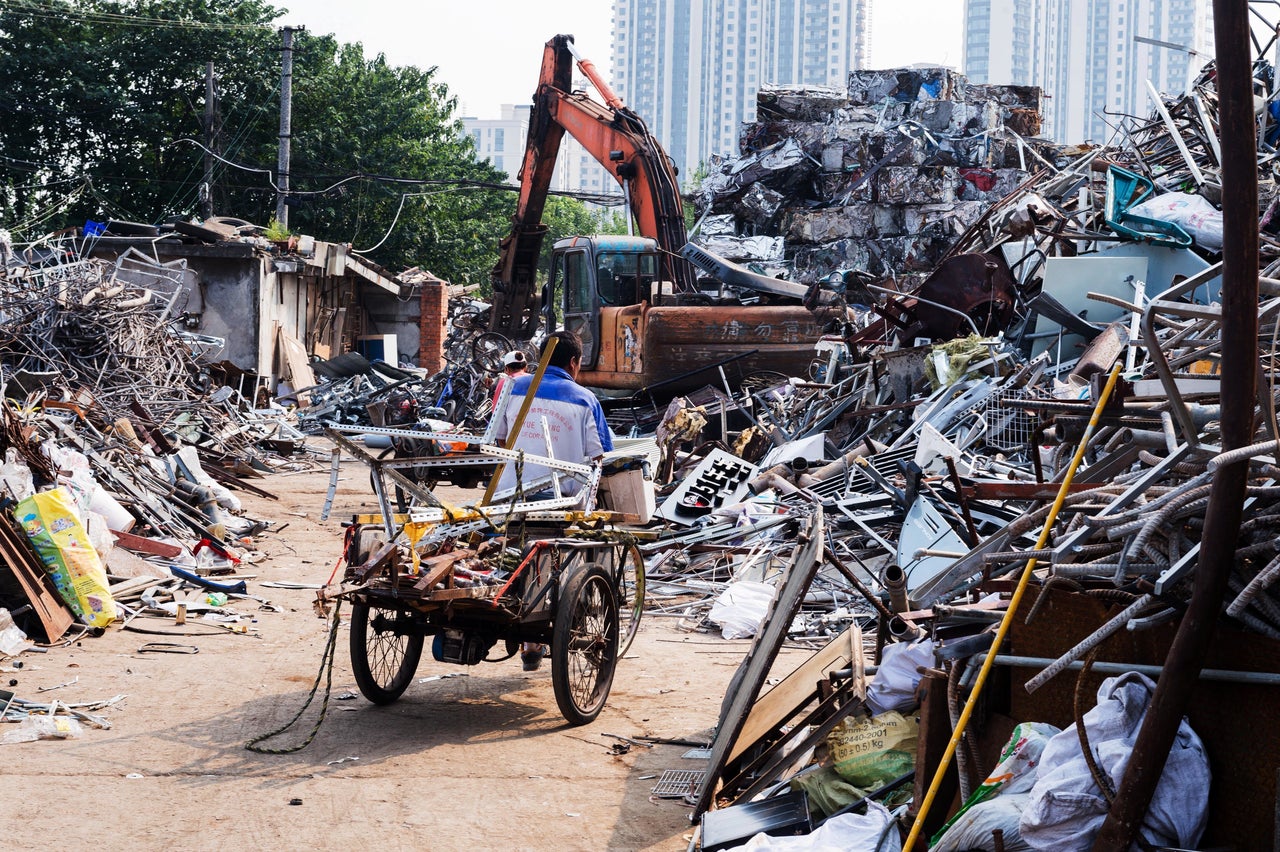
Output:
[
  {"xmin": 201, "ymin": 61, "xmax": 217, "ymax": 220},
  {"xmin": 276, "ymin": 26, "xmax": 302, "ymax": 229}
]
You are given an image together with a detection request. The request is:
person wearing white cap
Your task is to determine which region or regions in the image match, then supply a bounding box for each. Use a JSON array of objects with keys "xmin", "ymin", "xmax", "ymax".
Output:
[{"xmin": 491, "ymin": 349, "xmax": 529, "ymax": 409}]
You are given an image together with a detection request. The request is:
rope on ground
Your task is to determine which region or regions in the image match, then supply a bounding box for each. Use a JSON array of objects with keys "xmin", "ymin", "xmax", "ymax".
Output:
[{"xmin": 244, "ymin": 600, "xmax": 343, "ymax": 754}]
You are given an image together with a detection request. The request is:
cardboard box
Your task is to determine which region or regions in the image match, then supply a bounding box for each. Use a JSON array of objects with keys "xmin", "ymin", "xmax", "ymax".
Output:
[{"xmin": 598, "ymin": 467, "xmax": 656, "ymax": 523}]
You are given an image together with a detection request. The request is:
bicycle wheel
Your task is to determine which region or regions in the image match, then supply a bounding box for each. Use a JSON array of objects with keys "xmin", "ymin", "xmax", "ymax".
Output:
[
  {"xmin": 614, "ymin": 541, "xmax": 646, "ymax": 657},
  {"xmin": 740, "ymin": 369, "xmax": 791, "ymax": 395},
  {"xmin": 349, "ymin": 602, "xmax": 424, "ymax": 705},
  {"xmin": 551, "ymin": 563, "xmax": 619, "ymax": 725},
  {"xmin": 472, "ymin": 331, "xmax": 513, "ymax": 373}
]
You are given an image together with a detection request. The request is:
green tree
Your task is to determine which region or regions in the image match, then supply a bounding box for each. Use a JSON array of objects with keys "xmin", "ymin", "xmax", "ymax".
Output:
[
  {"xmin": 0, "ymin": 0, "xmax": 512, "ymax": 284},
  {"xmin": 281, "ymin": 32, "xmax": 511, "ymax": 282},
  {"xmin": 0, "ymin": 0, "xmax": 280, "ymax": 227}
]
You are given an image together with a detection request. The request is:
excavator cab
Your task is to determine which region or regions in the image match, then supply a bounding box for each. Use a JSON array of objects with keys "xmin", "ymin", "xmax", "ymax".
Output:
[{"xmin": 549, "ymin": 236, "xmax": 662, "ymax": 370}]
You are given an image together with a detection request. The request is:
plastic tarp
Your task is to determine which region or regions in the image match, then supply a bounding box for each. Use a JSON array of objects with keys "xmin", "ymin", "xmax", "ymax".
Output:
[{"xmin": 1020, "ymin": 672, "xmax": 1210, "ymax": 851}]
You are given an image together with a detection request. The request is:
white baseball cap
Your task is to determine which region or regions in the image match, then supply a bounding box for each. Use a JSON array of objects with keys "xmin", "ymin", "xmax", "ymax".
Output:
[{"xmin": 502, "ymin": 350, "xmax": 527, "ymax": 369}]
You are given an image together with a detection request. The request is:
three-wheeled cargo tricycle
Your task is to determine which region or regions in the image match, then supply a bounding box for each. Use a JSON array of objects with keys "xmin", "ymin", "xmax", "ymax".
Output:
[
  {"xmin": 317, "ymin": 359, "xmax": 651, "ymax": 725},
  {"xmin": 321, "ymin": 520, "xmax": 644, "ymax": 724}
]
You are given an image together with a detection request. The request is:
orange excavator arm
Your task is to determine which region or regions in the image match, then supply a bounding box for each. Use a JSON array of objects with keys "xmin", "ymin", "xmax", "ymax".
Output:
[{"xmin": 488, "ymin": 34, "xmax": 695, "ymax": 339}]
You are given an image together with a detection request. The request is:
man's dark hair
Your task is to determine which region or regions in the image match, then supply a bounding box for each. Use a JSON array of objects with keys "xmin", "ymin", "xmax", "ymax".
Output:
[{"xmin": 545, "ymin": 330, "xmax": 582, "ymax": 369}]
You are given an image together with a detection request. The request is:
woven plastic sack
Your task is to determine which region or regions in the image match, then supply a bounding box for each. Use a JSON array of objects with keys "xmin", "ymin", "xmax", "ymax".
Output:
[
  {"xmin": 931, "ymin": 722, "xmax": 1061, "ymax": 851},
  {"xmin": 865, "ymin": 639, "xmax": 934, "ymax": 714},
  {"xmin": 1020, "ymin": 672, "xmax": 1209, "ymax": 850},
  {"xmin": 828, "ymin": 710, "xmax": 918, "ymax": 788},
  {"xmin": 15, "ymin": 487, "xmax": 117, "ymax": 628}
]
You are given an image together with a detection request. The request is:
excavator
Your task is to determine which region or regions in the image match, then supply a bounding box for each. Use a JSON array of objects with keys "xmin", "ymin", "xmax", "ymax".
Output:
[{"xmin": 488, "ymin": 34, "xmax": 827, "ymax": 392}]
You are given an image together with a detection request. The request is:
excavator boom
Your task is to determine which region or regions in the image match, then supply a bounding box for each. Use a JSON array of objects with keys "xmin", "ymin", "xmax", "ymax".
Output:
[{"xmin": 488, "ymin": 34, "xmax": 694, "ymax": 339}]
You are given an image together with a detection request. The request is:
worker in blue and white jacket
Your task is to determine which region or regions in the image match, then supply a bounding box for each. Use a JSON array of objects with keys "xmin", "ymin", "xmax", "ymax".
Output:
[{"xmin": 494, "ymin": 329, "xmax": 613, "ymax": 500}]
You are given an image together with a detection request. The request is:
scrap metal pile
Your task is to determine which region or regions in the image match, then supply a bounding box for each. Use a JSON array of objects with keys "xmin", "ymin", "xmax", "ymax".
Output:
[
  {"xmin": 296, "ymin": 295, "xmax": 528, "ymax": 435},
  {"xmin": 0, "ymin": 233, "xmax": 312, "ymax": 649},
  {"xmin": 632, "ymin": 52, "xmax": 1280, "ymax": 851}
]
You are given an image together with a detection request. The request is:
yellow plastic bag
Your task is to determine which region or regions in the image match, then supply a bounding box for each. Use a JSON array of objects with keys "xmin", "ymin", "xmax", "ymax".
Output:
[
  {"xmin": 15, "ymin": 488, "xmax": 117, "ymax": 628},
  {"xmin": 828, "ymin": 710, "xmax": 918, "ymax": 788}
]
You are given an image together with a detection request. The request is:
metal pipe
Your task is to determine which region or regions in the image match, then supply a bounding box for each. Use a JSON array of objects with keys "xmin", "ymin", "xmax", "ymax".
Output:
[
  {"xmin": 984, "ymin": 654, "xmax": 1280, "ymax": 686},
  {"xmin": 887, "ymin": 615, "xmax": 922, "ymax": 641},
  {"xmin": 1097, "ymin": 4, "xmax": 1260, "ymax": 845},
  {"xmin": 883, "ymin": 564, "xmax": 909, "ymax": 614},
  {"xmin": 796, "ymin": 440, "xmax": 881, "ymax": 488}
]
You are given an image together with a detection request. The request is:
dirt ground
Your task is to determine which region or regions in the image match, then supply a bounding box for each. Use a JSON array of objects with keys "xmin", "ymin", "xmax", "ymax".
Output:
[{"xmin": 0, "ymin": 453, "xmax": 814, "ymax": 851}]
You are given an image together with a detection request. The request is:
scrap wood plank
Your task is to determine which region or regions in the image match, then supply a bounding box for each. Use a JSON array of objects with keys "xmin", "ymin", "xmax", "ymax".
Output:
[
  {"xmin": 412, "ymin": 550, "xmax": 473, "ymax": 592},
  {"xmin": 278, "ymin": 330, "xmax": 316, "ymax": 407},
  {"xmin": 111, "ymin": 529, "xmax": 183, "ymax": 559},
  {"xmin": 728, "ymin": 624, "xmax": 858, "ymax": 764},
  {"xmin": 427, "ymin": 586, "xmax": 494, "ymax": 601},
  {"xmin": 726, "ymin": 685, "xmax": 867, "ymax": 804},
  {"xmin": 352, "ymin": 541, "xmax": 399, "ymax": 583},
  {"xmin": 0, "ymin": 513, "xmax": 74, "ymax": 642},
  {"xmin": 693, "ymin": 509, "xmax": 824, "ymax": 819}
]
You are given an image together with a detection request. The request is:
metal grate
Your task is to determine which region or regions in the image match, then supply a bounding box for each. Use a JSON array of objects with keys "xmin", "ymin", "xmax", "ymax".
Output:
[
  {"xmin": 651, "ymin": 768, "xmax": 704, "ymax": 799},
  {"xmin": 970, "ymin": 387, "xmax": 1038, "ymax": 452}
]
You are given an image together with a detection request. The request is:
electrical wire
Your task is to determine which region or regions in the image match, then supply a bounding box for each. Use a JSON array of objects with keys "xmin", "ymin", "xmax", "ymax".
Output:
[
  {"xmin": 4, "ymin": 182, "xmax": 87, "ymax": 236},
  {"xmin": 167, "ymin": 137, "xmax": 278, "ymax": 188},
  {"xmin": 0, "ymin": 0, "xmax": 273, "ymax": 33},
  {"xmin": 166, "ymin": 137, "xmax": 629, "ymax": 205},
  {"xmin": 350, "ymin": 187, "xmax": 484, "ymax": 254}
]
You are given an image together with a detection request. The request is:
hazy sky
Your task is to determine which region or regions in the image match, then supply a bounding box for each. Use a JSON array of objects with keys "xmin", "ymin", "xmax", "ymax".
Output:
[{"xmin": 275, "ymin": 1, "xmax": 963, "ymax": 119}]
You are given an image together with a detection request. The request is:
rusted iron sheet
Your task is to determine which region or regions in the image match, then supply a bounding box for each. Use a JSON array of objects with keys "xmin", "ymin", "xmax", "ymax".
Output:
[{"xmin": 583, "ymin": 304, "xmax": 824, "ymax": 390}]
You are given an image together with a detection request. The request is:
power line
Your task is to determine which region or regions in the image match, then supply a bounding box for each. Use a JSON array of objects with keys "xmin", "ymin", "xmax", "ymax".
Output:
[{"xmin": 0, "ymin": 0, "xmax": 273, "ymax": 33}]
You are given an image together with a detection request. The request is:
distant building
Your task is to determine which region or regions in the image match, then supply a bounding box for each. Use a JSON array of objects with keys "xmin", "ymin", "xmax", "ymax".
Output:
[
  {"xmin": 461, "ymin": 105, "xmax": 528, "ymax": 185},
  {"xmin": 962, "ymin": 0, "xmax": 1213, "ymax": 143},
  {"xmin": 461, "ymin": 102, "xmax": 623, "ymax": 207},
  {"xmin": 611, "ymin": 0, "xmax": 872, "ymax": 182}
]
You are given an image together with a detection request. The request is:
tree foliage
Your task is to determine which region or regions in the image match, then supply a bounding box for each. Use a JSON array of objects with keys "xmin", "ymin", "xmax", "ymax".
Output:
[{"xmin": 0, "ymin": 0, "xmax": 514, "ymax": 284}]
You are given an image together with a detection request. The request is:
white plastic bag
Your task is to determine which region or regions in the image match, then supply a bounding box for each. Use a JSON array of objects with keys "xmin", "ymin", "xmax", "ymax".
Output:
[
  {"xmin": 1020, "ymin": 672, "xmax": 1210, "ymax": 851},
  {"xmin": 725, "ymin": 801, "xmax": 901, "ymax": 851},
  {"xmin": 1, "ymin": 715, "xmax": 83, "ymax": 744},
  {"xmin": 708, "ymin": 580, "xmax": 776, "ymax": 639},
  {"xmin": 0, "ymin": 449, "xmax": 34, "ymax": 502},
  {"xmin": 1127, "ymin": 192, "xmax": 1223, "ymax": 250},
  {"xmin": 0, "ymin": 608, "xmax": 31, "ymax": 657},
  {"xmin": 865, "ymin": 639, "xmax": 935, "ymax": 714}
]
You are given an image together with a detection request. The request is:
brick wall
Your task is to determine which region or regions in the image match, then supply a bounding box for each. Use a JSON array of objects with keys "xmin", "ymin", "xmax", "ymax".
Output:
[{"xmin": 418, "ymin": 280, "xmax": 448, "ymax": 374}]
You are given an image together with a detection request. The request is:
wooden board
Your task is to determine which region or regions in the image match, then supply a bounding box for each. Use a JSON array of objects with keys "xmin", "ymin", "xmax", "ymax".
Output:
[
  {"xmin": 694, "ymin": 509, "xmax": 825, "ymax": 819},
  {"xmin": 729, "ymin": 624, "xmax": 858, "ymax": 764},
  {"xmin": 277, "ymin": 329, "xmax": 316, "ymax": 406},
  {"xmin": 0, "ymin": 512, "xmax": 75, "ymax": 642}
]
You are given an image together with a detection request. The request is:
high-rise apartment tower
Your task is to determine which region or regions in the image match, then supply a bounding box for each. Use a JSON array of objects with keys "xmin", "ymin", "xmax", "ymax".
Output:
[
  {"xmin": 611, "ymin": 0, "xmax": 871, "ymax": 181},
  {"xmin": 963, "ymin": 0, "xmax": 1213, "ymax": 143}
]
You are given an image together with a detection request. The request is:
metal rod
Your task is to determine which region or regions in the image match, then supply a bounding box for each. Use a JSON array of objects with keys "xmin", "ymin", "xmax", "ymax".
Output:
[{"xmin": 905, "ymin": 364, "xmax": 1124, "ymax": 850}]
